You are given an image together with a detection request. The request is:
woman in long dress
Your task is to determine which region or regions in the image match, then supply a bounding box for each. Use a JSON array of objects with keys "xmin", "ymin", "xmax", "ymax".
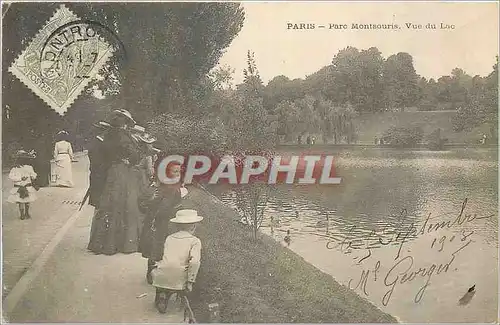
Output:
[
  {"xmin": 53, "ymin": 131, "xmax": 74, "ymax": 187},
  {"xmin": 32, "ymin": 133, "xmax": 51, "ymax": 188},
  {"xmin": 88, "ymin": 121, "xmax": 111, "ymax": 209},
  {"xmin": 87, "ymin": 109, "xmax": 144, "ymax": 255}
]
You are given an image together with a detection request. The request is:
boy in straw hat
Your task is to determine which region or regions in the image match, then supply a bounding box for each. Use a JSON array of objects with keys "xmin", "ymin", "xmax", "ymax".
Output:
[{"xmin": 151, "ymin": 209, "xmax": 203, "ymax": 320}]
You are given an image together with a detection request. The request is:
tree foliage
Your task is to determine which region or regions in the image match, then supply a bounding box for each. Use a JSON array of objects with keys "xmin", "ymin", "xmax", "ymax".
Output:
[{"xmin": 3, "ymin": 2, "xmax": 244, "ymax": 158}]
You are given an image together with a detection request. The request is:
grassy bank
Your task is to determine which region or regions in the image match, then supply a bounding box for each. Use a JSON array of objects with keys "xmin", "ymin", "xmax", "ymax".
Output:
[
  {"xmin": 184, "ymin": 186, "xmax": 397, "ymax": 323},
  {"xmin": 354, "ymin": 111, "xmax": 496, "ymax": 144},
  {"xmin": 283, "ymin": 111, "xmax": 496, "ymax": 145}
]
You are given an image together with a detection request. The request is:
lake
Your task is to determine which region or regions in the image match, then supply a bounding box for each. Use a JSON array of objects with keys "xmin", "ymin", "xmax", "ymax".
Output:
[{"xmin": 208, "ymin": 147, "xmax": 498, "ymax": 323}]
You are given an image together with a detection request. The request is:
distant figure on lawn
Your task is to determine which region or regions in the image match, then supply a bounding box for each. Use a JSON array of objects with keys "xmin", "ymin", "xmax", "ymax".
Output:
[
  {"xmin": 53, "ymin": 130, "xmax": 74, "ymax": 187},
  {"xmin": 284, "ymin": 230, "xmax": 291, "ymax": 246}
]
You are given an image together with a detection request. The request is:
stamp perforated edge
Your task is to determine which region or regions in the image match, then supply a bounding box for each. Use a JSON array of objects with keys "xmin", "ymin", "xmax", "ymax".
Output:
[{"xmin": 8, "ymin": 4, "xmax": 114, "ymax": 116}]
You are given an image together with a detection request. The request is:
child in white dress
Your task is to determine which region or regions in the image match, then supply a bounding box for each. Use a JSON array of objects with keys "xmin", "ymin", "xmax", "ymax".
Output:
[{"xmin": 8, "ymin": 150, "xmax": 38, "ymax": 220}]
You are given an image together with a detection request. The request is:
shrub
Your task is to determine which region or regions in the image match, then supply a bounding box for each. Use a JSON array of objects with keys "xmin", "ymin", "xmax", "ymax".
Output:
[
  {"xmin": 382, "ymin": 126, "xmax": 423, "ymax": 148},
  {"xmin": 426, "ymin": 128, "xmax": 448, "ymax": 150}
]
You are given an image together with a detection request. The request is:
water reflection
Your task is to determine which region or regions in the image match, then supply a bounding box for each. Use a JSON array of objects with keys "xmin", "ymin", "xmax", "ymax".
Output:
[
  {"xmin": 207, "ymin": 148, "xmax": 497, "ymax": 322},
  {"xmin": 209, "ymin": 148, "xmax": 498, "ymax": 251}
]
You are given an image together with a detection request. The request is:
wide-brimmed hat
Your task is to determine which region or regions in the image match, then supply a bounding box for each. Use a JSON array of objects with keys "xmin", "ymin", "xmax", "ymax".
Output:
[
  {"xmin": 132, "ymin": 125, "xmax": 145, "ymax": 133},
  {"xmin": 170, "ymin": 209, "xmax": 203, "ymax": 224},
  {"xmin": 14, "ymin": 150, "xmax": 36, "ymax": 159},
  {"xmin": 112, "ymin": 109, "xmax": 136, "ymax": 124},
  {"xmin": 137, "ymin": 133, "xmax": 157, "ymax": 144},
  {"xmin": 93, "ymin": 121, "xmax": 111, "ymax": 129}
]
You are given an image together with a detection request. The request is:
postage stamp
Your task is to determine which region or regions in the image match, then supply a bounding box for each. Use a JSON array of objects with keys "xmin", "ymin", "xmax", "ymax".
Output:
[{"xmin": 8, "ymin": 4, "xmax": 114, "ymax": 116}]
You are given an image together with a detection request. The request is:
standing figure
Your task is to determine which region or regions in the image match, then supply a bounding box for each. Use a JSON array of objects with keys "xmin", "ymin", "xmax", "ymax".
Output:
[
  {"xmin": 135, "ymin": 132, "xmax": 157, "ymax": 194},
  {"xmin": 139, "ymin": 161, "xmax": 189, "ymax": 284},
  {"xmin": 32, "ymin": 132, "xmax": 51, "ymax": 188},
  {"xmin": 87, "ymin": 109, "xmax": 144, "ymax": 255},
  {"xmin": 53, "ymin": 130, "xmax": 74, "ymax": 187},
  {"xmin": 87, "ymin": 121, "xmax": 111, "ymax": 209},
  {"xmin": 8, "ymin": 150, "xmax": 38, "ymax": 220},
  {"xmin": 284, "ymin": 230, "xmax": 291, "ymax": 246},
  {"xmin": 151, "ymin": 209, "xmax": 203, "ymax": 323}
]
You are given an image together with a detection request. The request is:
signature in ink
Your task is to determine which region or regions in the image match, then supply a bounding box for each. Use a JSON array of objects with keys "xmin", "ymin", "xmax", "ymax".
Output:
[{"xmin": 348, "ymin": 239, "xmax": 473, "ymax": 306}]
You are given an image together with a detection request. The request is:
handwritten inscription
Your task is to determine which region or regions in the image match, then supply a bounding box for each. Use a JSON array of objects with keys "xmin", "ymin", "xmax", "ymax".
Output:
[
  {"xmin": 349, "ymin": 239, "xmax": 473, "ymax": 306},
  {"xmin": 326, "ymin": 198, "xmax": 492, "ymax": 260},
  {"xmin": 339, "ymin": 198, "xmax": 494, "ymax": 306}
]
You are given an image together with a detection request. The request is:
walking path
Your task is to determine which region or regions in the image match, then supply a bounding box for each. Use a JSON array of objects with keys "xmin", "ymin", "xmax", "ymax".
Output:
[{"xmin": 2, "ymin": 153, "xmax": 183, "ymax": 322}]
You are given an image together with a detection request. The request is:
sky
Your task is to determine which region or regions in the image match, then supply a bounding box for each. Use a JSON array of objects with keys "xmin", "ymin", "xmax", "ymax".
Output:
[{"xmin": 216, "ymin": 1, "xmax": 499, "ymax": 85}]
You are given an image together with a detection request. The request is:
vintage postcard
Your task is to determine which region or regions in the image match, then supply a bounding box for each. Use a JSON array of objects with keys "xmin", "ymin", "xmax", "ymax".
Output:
[{"xmin": 2, "ymin": 1, "xmax": 498, "ymax": 324}]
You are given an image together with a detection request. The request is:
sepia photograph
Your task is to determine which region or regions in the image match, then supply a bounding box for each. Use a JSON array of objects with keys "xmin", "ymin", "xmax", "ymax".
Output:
[{"xmin": 1, "ymin": 1, "xmax": 498, "ymax": 323}]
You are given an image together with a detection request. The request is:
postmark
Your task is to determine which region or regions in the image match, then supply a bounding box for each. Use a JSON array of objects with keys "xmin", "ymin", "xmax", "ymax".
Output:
[{"xmin": 8, "ymin": 5, "xmax": 114, "ymax": 116}]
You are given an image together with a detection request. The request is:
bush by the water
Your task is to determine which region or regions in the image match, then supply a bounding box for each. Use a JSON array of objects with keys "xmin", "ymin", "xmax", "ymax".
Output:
[
  {"xmin": 426, "ymin": 128, "xmax": 448, "ymax": 150},
  {"xmin": 382, "ymin": 126, "xmax": 423, "ymax": 148}
]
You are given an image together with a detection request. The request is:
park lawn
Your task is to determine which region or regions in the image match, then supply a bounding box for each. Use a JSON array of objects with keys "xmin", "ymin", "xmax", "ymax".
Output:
[{"xmin": 186, "ymin": 186, "xmax": 397, "ymax": 323}]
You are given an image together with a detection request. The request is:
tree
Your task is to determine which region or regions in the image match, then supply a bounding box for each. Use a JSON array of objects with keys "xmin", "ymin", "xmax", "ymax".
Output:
[
  {"xmin": 418, "ymin": 77, "xmax": 440, "ymax": 111},
  {"xmin": 311, "ymin": 95, "xmax": 357, "ymax": 144},
  {"xmin": 448, "ymin": 68, "xmax": 472, "ymax": 109},
  {"xmin": 209, "ymin": 65, "xmax": 236, "ymax": 91},
  {"xmin": 225, "ymin": 52, "xmax": 276, "ymax": 240},
  {"xmin": 3, "ymin": 2, "xmax": 245, "ymax": 158},
  {"xmin": 293, "ymin": 95, "xmax": 321, "ymax": 137},
  {"xmin": 263, "ymin": 76, "xmax": 305, "ymax": 114},
  {"xmin": 452, "ymin": 56, "xmax": 498, "ymax": 135},
  {"xmin": 237, "ymin": 50, "xmax": 265, "ymax": 99},
  {"xmin": 234, "ymin": 182, "xmax": 272, "ymax": 240},
  {"xmin": 382, "ymin": 52, "xmax": 420, "ymax": 111},
  {"xmin": 275, "ymin": 100, "xmax": 300, "ymax": 142},
  {"xmin": 328, "ymin": 47, "xmax": 385, "ymax": 112},
  {"xmin": 227, "ymin": 50, "xmax": 276, "ymax": 151}
]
